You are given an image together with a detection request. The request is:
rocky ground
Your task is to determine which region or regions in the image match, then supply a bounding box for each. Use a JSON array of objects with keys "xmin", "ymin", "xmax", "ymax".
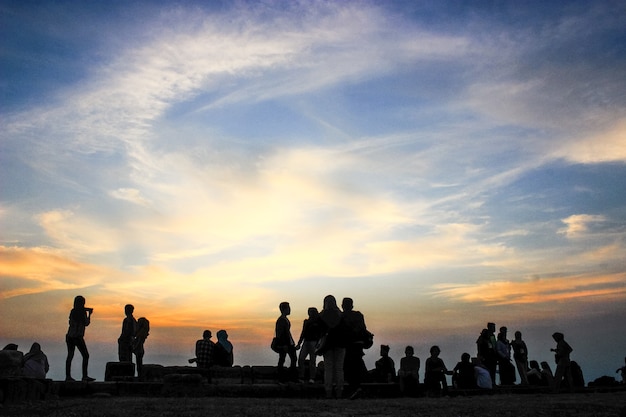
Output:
[{"xmin": 2, "ymin": 392, "xmax": 626, "ymax": 417}]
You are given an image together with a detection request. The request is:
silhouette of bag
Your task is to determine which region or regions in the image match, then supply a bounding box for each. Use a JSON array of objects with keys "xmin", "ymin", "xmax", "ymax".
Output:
[
  {"xmin": 271, "ymin": 337, "xmax": 285, "ymax": 353},
  {"xmin": 360, "ymin": 329, "xmax": 374, "ymax": 349},
  {"xmin": 315, "ymin": 334, "xmax": 329, "ymax": 356}
]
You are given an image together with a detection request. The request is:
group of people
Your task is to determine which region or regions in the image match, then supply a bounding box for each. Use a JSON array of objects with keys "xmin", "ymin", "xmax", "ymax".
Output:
[
  {"xmin": 1, "ymin": 343, "xmax": 50, "ymax": 379},
  {"xmin": 3, "ymin": 294, "xmax": 625, "ymax": 394},
  {"xmin": 189, "ymin": 329, "xmax": 234, "ymax": 369},
  {"xmin": 65, "ymin": 296, "xmax": 150, "ymax": 381},
  {"xmin": 271, "ymin": 295, "xmax": 374, "ymax": 399}
]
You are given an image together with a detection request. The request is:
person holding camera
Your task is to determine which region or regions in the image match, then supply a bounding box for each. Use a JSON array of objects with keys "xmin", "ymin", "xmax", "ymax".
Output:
[{"xmin": 65, "ymin": 295, "xmax": 95, "ymax": 382}]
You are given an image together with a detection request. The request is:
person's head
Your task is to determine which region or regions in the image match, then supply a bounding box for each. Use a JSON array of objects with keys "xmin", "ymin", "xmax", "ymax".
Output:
[
  {"xmin": 124, "ymin": 304, "xmax": 134, "ymax": 316},
  {"xmin": 279, "ymin": 302, "xmax": 290, "ymax": 315},
  {"xmin": 461, "ymin": 352, "xmax": 471, "ymax": 363},
  {"xmin": 307, "ymin": 307, "xmax": 319, "ymax": 318},
  {"xmin": 499, "ymin": 326, "xmax": 507, "ymax": 335},
  {"xmin": 429, "ymin": 345, "xmax": 441, "ymax": 357},
  {"xmin": 529, "ymin": 360, "xmax": 540, "ymax": 370},
  {"xmin": 405, "ymin": 346, "xmax": 414, "ymax": 356},
  {"xmin": 323, "ymin": 295, "xmax": 338, "ymax": 310},
  {"xmin": 29, "ymin": 342, "xmax": 41, "ymax": 353},
  {"xmin": 2, "ymin": 344, "xmax": 18, "ymax": 350},
  {"xmin": 341, "ymin": 297, "xmax": 353, "ymax": 311},
  {"xmin": 552, "ymin": 332, "xmax": 564, "ymax": 342},
  {"xmin": 497, "ymin": 332, "xmax": 507, "ymax": 341},
  {"xmin": 380, "ymin": 345, "xmax": 390, "ymax": 356},
  {"xmin": 540, "ymin": 361, "xmax": 551, "ymax": 370},
  {"xmin": 487, "ymin": 322, "xmax": 495, "ymax": 333},
  {"xmin": 73, "ymin": 295, "xmax": 86, "ymax": 309},
  {"xmin": 515, "ymin": 331, "xmax": 522, "ymax": 340},
  {"xmin": 217, "ymin": 330, "xmax": 228, "ymax": 340},
  {"xmin": 202, "ymin": 330, "xmax": 212, "ymax": 340},
  {"xmin": 480, "ymin": 328, "xmax": 489, "ymax": 338}
]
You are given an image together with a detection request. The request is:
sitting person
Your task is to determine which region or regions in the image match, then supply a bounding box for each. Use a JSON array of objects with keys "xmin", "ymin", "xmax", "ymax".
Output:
[
  {"xmin": 372, "ymin": 344, "xmax": 396, "ymax": 382},
  {"xmin": 453, "ymin": 353, "xmax": 476, "ymax": 389},
  {"xmin": 424, "ymin": 345, "xmax": 453, "ymax": 396},
  {"xmin": 398, "ymin": 346, "xmax": 420, "ymax": 396},
  {"xmin": 527, "ymin": 360, "xmax": 546, "ymax": 386},
  {"xmin": 474, "ymin": 357, "xmax": 493, "ymax": 389},
  {"xmin": 22, "ymin": 342, "xmax": 49, "ymax": 378},
  {"xmin": 214, "ymin": 330, "xmax": 234, "ymax": 367}
]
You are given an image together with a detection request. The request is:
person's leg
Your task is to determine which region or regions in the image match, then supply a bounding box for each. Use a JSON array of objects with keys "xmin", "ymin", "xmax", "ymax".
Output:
[
  {"xmin": 323, "ymin": 351, "xmax": 335, "ymax": 398},
  {"xmin": 297, "ymin": 345, "xmax": 307, "ymax": 379},
  {"xmin": 65, "ymin": 336, "xmax": 76, "ymax": 380},
  {"xmin": 75, "ymin": 337, "xmax": 91, "ymax": 380},
  {"xmin": 305, "ymin": 342, "xmax": 317, "ymax": 381},
  {"xmin": 334, "ymin": 348, "xmax": 346, "ymax": 399}
]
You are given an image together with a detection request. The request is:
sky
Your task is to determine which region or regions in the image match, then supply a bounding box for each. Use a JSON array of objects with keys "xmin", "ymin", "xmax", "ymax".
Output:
[{"xmin": 1, "ymin": 0, "xmax": 625, "ymax": 384}]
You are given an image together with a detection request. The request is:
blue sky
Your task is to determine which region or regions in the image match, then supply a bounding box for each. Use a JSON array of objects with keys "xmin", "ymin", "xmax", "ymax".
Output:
[{"xmin": 1, "ymin": 0, "xmax": 625, "ymax": 383}]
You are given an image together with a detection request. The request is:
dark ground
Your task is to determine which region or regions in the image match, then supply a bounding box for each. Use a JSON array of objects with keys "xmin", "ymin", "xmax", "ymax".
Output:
[{"xmin": 2, "ymin": 392, "xmax": 626, "ymax": 417}]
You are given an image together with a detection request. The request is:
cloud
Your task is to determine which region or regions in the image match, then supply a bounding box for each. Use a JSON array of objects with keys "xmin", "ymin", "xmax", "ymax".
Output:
[
  {"xmin": 559, "ymin": 214, "xmax": 606, "ymax": 239},
  {"xmin": 552, "ymin": 118, "xmax": 626, "ymax": 164},
  {"xmin": 432, "ymin": 272, "xmax": 626, "ymax": 308},
  {"xmin": 0, "ymin": 246, "xmax": 110, "ymax": 299}
]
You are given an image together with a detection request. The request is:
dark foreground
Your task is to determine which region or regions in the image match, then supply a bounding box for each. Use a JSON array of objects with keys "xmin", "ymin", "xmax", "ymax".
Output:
[{"xmin": 2, "ymin": 392, "xmax": 626, "ymax": 417}]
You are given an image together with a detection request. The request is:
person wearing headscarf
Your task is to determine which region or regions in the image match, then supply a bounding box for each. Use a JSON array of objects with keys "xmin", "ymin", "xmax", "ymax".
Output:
[
  {"xmin": 318, "ymin": 295, "xmax": 347, "ymax": 399},
  {"xmin": 22, "ymin": 342, "xmax": 49, "ymax": 378},
  {"xmin": 132, "ymin": 317, "xmax": 150, "ymax": 379},
  {"xmin": 214, "ymin": 329, "xmax": 234, "ymax": 367}
]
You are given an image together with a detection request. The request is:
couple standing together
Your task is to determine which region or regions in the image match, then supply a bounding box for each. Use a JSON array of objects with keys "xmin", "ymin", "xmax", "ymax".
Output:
[{"xmin": 274, "ymin": 295, "xmax": 372, "ymax": 399}]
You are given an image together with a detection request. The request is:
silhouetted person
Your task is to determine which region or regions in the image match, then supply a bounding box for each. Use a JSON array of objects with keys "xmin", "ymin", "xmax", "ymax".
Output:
[
  {"xmin": 511, "ymin": 330, "xmax": 529, "ymax": 385},
  {"xmin": 541, "ymin": 360, "xmax": 554, "ymax": 387},
  {"xmin": 132, "ymin": 317, "xmax": 149, "ymax": 378},
  {"xmin": 65, "ymin": 295, "xmax": 94, "ymax": 381},
  {"xmin": 473, "ymin": 357, "xmax": 493, "ymax": 389},
  {"xmin": 318, "ymin": 295, "xmax": 346, "ymax": 399},
  {"xmin": 373, "ymin": 344, "xmax": 396, "ymax": 383},
  {"xmin": 569, "ymin": 360, "xmax": 584, "ymax": 388},
  {"xmin": 453, "ymin": 352, "xmax": 476, "ymax": 389},
  {"xmin": 295, "ymin": 307, "xmax": 322, "ymax": 382},
  {"xmin": 214, "ymin": 329, "xmax": 234, "ymax": 367},
  {"xmin": 341, "ymin": 297, "xmax": 369, "ymax": 398},
  {"xmin": 616, "ymin": 357, "xmax": 626, "ymax": 383},
  {"xmin": 190, "ymin": 330, "xmax": 214, "ymax": 369},
  {"xmin": 527, "ymin": 360, "xmax": 546, "ymax": 386},
  {"xmin": 275, "ymin": 302, "xmax": 296, "ymax": 380},
  {"xmin": 398, "ymin": 346, "xmax": 420, "ymax": 396},
  {"xmin": 118, "ymin": 304, "xmax": 136, "ymax": 363},
  {"xmin": 496, "ymin": 327, "xmax": 516, "ymax": 385},
  {"xmin": 477, "ymin": 323, "xmax": 497, "ymax": 384},
  {"xmin": 551, "ymin": 332, "xmax": 573, "ymax": 391},
  {"xmin": 22, "ymin": 343, "xmax": 49, "ymax": 378},
  {"xmin": 424, "ymin": 345, "xmax": 452, "ymax": 396}
]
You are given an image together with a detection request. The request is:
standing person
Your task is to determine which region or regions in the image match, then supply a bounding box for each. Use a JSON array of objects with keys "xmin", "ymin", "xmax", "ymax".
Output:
[
  {"xmin": 318, "ymin": 295, "xmax": 346, "ymax": 399},
  {"xmin": 191, "ymin": 330, "xmax": 215, "ymax": 369},
  {"xmin": 118, "ymin": 304, "xmax": 136, "ymax": 363},
  {"xmin": 496, "ymin": 327, "xmax": 516, "ymax": 385},
  {"xmin": 424, "ymin": 345, "xmax": 453, "ymax": 396},
  {"xmin": 132, "ymin": 317, "xmax": 149, "ymax": 379},
  {"xmin": 214, "ymin": 330, "xmax": 234, "ymax": 367},
  {"xmin": 22, "ymin": 342, "xmax": 49, "ymax": 378},
  {"xmin": 511, "ymin": 330, "xmax": 529, "ymax": 385},
  {"xmin": 476, "ymin": 323, "xmax": 497, "ymax": 385},
  {"xmin": 295, "ymin": 307, "xmax": 322, "ymax": 383},
  {"xmin": 551, "ymin": 332, "xmax": 573, "ymax": 391},
  {"xmin": 65, "ymin": 295, "xmax": 95, "ymax": 382},
  {"xmin": 275, "ymin": 303, "xmax": 296, "ymax": 381},
  {"xmin": 341, "ymin": 297, "xmax": 370, "ymax": 399}
]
